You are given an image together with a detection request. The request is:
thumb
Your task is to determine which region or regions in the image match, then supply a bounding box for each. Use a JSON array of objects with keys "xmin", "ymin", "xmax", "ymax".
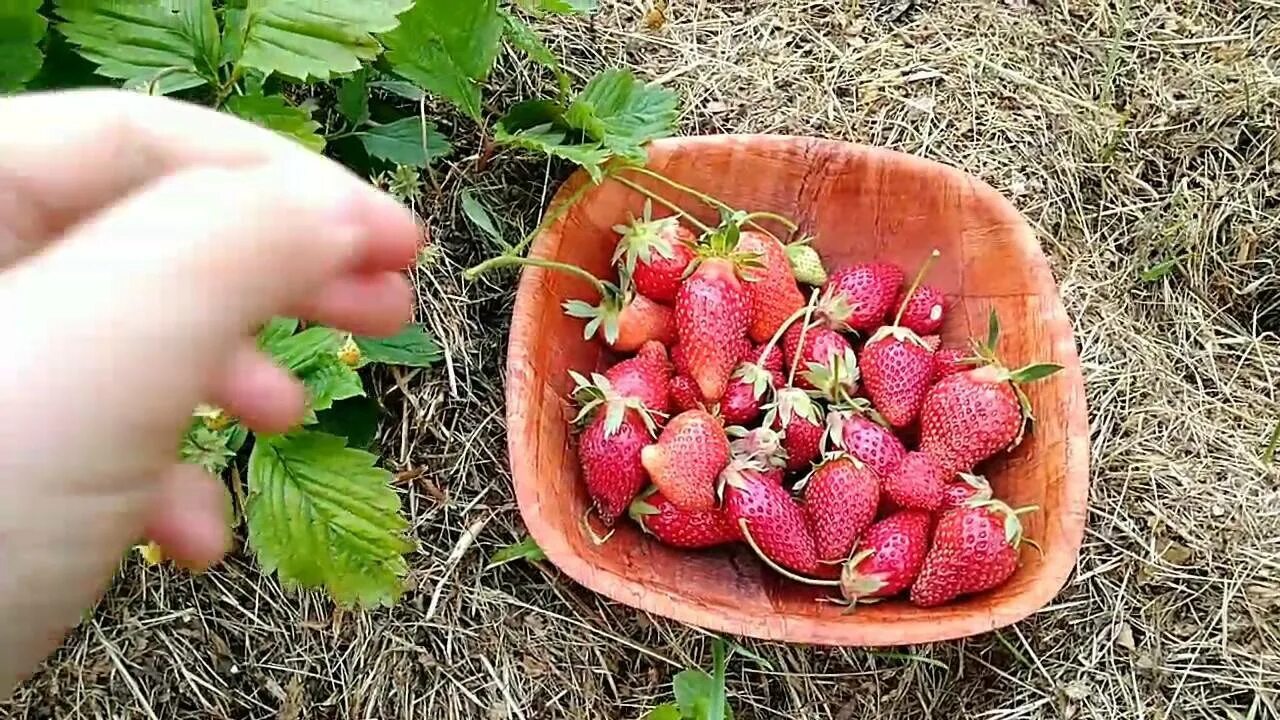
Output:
[{"xmin": 0, "ymin": 162, "xmax": 407, "ymax": 689}]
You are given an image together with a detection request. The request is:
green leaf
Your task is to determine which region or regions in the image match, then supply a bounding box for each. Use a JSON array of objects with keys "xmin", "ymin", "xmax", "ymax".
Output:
[
  {"xmin": 674, "ymin": 669, "xmax": 716, "ymax": 717},
  {"xmin": 381, "ymin": 0, "xmax": 504, "ymax": 120},
  {"xmin": 1010, "ymin": 363, "xmax": 1064, "ymax": 383},
  {"xmin": 298, "ymin": 354, "xmax": 365, "ymax": 423},
  {"xmin": 500, "ymin": 8, "xmax": 556, "ymax": 70},
  {"xmin": 180, "ymin": 422, "xmax": 238, "ymax": 474},
  {"xmin": 516, "ymin": 0, "xmax": 598, "ymax": 13},
  {"xmin": 486, "ymin": 535, "xmax": 545, "ymax": 568},
  {"xmin": 369, "ymin": 78, "xmax": 424, "ymax": 101},
  {"xmin": 565, "ymin": 69, "xmax": 678, "ymax": 160},
  {"xmin": 642, "ymin": 704, "xmax": 682, "ymax": 720},
  {"xmin": 494, "ymin": 122, "xmax": 610, "ymax": 181},
  {"xmin": 1140, "ymin": 257, "xmax": 1180, "ymax": 282},
  {"xmin": 53, "ymin": 0, "xmax": 219, "ymax": 94},
  {"xmin": 986, "ymin": 309, "xmax": 1000, "ymax": 351},
  {"xmin": 337, "ymin": 68, "xmax": 370, "ymax": 126},
  {"xmin": 313, "ymin": 396, "xmax": 381, "ymax": 450},
  {"xmin": 267, "ymin": 326, "xmax": 343, "ymax": 372},
  {"xmin": 460, "ymin": 189, "xmax": 504, "ymax": 246},
  {"xmin": 236, "ymin": 0, "xmax": 413, "ymax": 82},
  {"xmin": 257, "ymin": 316, "xmax": 300, "ymax": 350},
  {"xmin": 356, "ymin": 116, "xmax": 452, "ymax": 167},
  {"xmin": 247, "ymin": 431, "xmax": 411, "ymax": 607},
  {"xmin": 226, "ymin": 94, "xmax": 325, "ymax": 152},
  {"xmin": 354, "ymin": 324, "xmax": 442, "ymax": 367},
  {"xmin": 0, "ymin": 0, "xmax": 48, "ymax": 91}
]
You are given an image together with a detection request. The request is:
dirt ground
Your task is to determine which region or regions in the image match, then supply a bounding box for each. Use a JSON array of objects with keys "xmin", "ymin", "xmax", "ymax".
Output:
[{"xmin": 4, "ymin": 1, "xmax": 1279, "ymax": 718}]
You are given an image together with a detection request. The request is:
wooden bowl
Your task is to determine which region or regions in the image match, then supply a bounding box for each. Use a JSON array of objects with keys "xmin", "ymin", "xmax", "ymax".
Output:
[{"xmin": 506, "ymin": 136, "xmax": 1089, "ymax": 646}]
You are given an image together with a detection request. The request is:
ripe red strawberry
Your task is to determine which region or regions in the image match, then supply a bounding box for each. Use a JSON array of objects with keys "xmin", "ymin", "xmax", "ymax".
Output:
[
  {"xmin": 719, "ymin": 360, "xmax": 774, "ymax": 426},
  {"xmin": 602, "ymin": 341, "xmax": 672, "ymax": 417},
  {"xmin": 799, "ymin": 454, "xmax": 880, "ymax": 562},
  {"xmin": 840, "ymin": 510, "xmax": 932, "ymax": 601},
  {"xmin": 738, "ymin": 230, "xmax": 806, "ymax": 344},
  {"xmin": 722, "ymin": 460, "xmax": 821, "ymax": 575},
  {"xmin": 896, "ymin": 284, "xmax": 946, "ymax": 335},
  {"xmin": 612, "ymin": 211, "xmax": 697, "ymax": 304},
  {"xmin": 564, "ymin": 287, "xmax": 675, "ymax": 353},
  {"xmin": 825, "ymin": 408, "xmax": 907, "ymax": 476},
  {"xmin": 675, "ymin": 257, "xmax": 752, "ymax": 402},
  {"xmin": 576, "ymin": 407, "xmax": 654, "ymax": 524},
  {"xmin": 919, "ymin": 311, "xmax": 1063, "ymax": 473},
  {"xmin": 882, "ymin": 451, "xmax": 947, "ymax": 511},
  {"xmin": 859, "ymin": 251, "xmax": 942, "ymax": 428},
  {"xmin": 940, "ymin": 473, "xmax": 994, "ymax": 510},
  {"xmin": 821, "ymin": 262, "xmax": 904, "ymax": 332},
  {"xmin": 910, "ymin": 501, "xmax": 1033, "ymax": 607},
  {"xmin": 641, "ymin": 409, "xmax": 730, "ymax": 511},
  {"xmin": 669, "ymin": 375, "xmax": 704, "ymax": 412},
  {"xmin": 782, "ymin": 321, "xmax": 859, "ymax": 396},
  {"xmin": 630, "ymin": 488, "xmax": 739, "ymax": 549},
  {"xmin": 764, "ymin": 388, "xmax": 824, "ymax": 472},
  {"xmin": 753, "ymin": 342, "xmax": 784, "ymax": 374},
  {"xmin": 931, "ymin": 345, "xmax": 971, "ymax": 384}
]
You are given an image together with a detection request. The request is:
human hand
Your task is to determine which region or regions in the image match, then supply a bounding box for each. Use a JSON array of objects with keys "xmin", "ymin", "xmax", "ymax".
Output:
[{"xmin": 0, "ymin": 90, "xmax": 419, "ymax": 692}]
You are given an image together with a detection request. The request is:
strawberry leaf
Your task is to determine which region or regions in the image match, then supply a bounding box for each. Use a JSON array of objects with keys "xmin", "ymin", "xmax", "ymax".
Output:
[
  {"xmin": 382, "ymin": 0, "xmax": 504, "ymax": 120},
  {"xmin": 516, "ymin": 0, "xmax": 598, "ymax": 13},
  {"xmin": 0, "ymin": 0, "xmax": 47, "ymax": 91},
  {"xmin": 312, "ymin": 396, "xmax": 382, "ymax": 450},
  {"xmin": 256, "ymin": 316, "xmax": 300, "ymax": 350},
  {"xmin": 564, "ymin": 69, "xmax": 679, "ymax": 161},
  {"xmin": 354, "ymin": 323, "xmax": 443, "ymax": 368},
  {"xmin": 246, "ymin": 431, "xmax": 412, "ymax": 607},
  {"xmin": 54, "ymin": 0, "xmax": 219, "ymax": 94},
  {"xmin": 336, "ymin": 69, "xmax": 371, "ymax": 126},
  {"xmin": 356, "ymin": 116, "xmax": 452, "ymax": 167},
  {"xmin": 642, "ymin": 703, "xmax": 682, "ymax": 720},
  {"xmin": 297, "ymin": 354, "xmax": 364, "ymax": 424},
  {"xmin": 495, "ymin": 122, "xmax": 610, "ymax": 181},
  {"xmin": 180, "ymin": 422, "xmax": 238, "ymax": 474},
  {"xmin": 234, "ymin": 0, "xmax": 411, "ymax": 82},
  {"xmin": 226, "ymin": 94, "xmax": 325, "ymax": 152},
  {"xmin": 500, "ymin": 8, "xmax": 557, "ymax": 71},
  {"xmin": 265, "ymin": 327, "xmax": 344, "ymax": 372}
]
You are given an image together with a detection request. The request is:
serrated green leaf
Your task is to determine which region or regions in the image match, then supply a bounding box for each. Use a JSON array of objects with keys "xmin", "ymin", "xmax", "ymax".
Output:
[
  {"xmin": 54, "ymin": 0, "xmax": 218, "ymax": 94},
  {"xmin": 337, "ymin": 68, "xmax": 370, "ymax": 125},
  {"xmin": 516, "ymin": 0, "xmax": 597, "ymax": 13},
  {"xmin": 460, "ymin": 189, "xmax": 504, "ymax": 246},
  {"xmin": 299, "ymin": 354, "xmax": 365, "ymax": 423},
  {"xmin": 257, "ymin": 316, "xmax": 300, "ymax": 350},
  {"xmin": 236, "ymin": 0, "xmax": 413, "ymax": 82},
  {"xmin": 267, "ymin": 326, "xmax": 343, "ymax": 372},
  {"xmin": 486, "ymin": 535, "xmax": 545, "ymax": 568},
  {"xmin": 246, "ymin": 431, "xmax": 411, "ymax": 607},
  {"xmin": 226, "ymin": 94, "xmax": 325, "ymax": 152},
  {"xmin": 354, "ymin": 323, "xmax": 442, "ymax": 368},
  {"xmin": 494, "ymin": 123, "xmax": 610, "ymax": 181},
  {"xmin": 565, "ymin": 69, "xmax": 678, "ymax": 160},
  {"xmin": 180, "ymin": 422, "xmax": 238, "ymax": 474},
  {"xmin": 642, "ymin": 704, "xmax": 682, "ymax": 720},
  {"xmin": 1140, "ymin": 257, "xmax": 1180, "ymax": 282},
  {"xmin": 0, "ymin": 0, "xmax": 48, "ymax": 91},
  {"xmin": 369, "ymin": 77, "xmax": 424, "ymax": 100},
  {"xmin": 381, "ymin": 0, "xmax": 503, "ymax": 120},
  {"xmin": 500, "ymin": 8, "xmax": 556, "ymax": 70},
  {"xmin": 357, "ymin": 116, "xmax": 451, "ymax": 167},
  {"xmin": 313, "ymin": 396, "xmax": 381, "ymax": 450}
]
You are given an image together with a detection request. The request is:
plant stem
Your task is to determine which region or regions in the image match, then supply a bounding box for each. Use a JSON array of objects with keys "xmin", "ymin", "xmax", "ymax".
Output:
[
  {"xmin": 611, "ymin": 176, "xmax": 713, "ymax": 233},
  {"xmin": 464, "ymin": 180, "xmax": 598, "ymax": 278},
  {"xmin": 756, "ymin": 291, "xmax": 818, "ymax": 367},
  {"xmin": 740, "ymin": 211, "xmax": 799, "ymax": 232},
  {"xmin": 892, "ymin": 249, "xmax": 941, "ymax": 327},
  {"xmin": 462, "ymin": 254, "xmax": 608, "ymax": 295},
  {"xmin": 737, "ymin": 519, "xmax": 839, "ymax": 588},
  {"xmin": 622, "ymin": 166, "xmax": 799, "ymax": 240},
  {"xmin": 787, "ymin": 293, "xmax": 820, "ymax": 386}
]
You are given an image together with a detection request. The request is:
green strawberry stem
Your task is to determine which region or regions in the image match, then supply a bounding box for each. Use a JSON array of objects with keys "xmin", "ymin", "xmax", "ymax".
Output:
[
  {"xmin": 737, "ymin": 519, "xmax": 840, "ymax": 587},
  {"xmin": 755, "ymin": 297, "xmax": 817, "ymax": 368},
  {"xmin": 621, "ymin": 166, "xmax": 799, "ymax": 242},
  {"xmin": 464, "ymin": 179, "xmax": 599, "ymax": 279},
  {"xmin": 738, "ymin": 211, "xmax": 799, "ymax": 233},
  {"xmin": 891, "ymin": 249, "xmax": 941, "ymax": 327},
  {"xmin": 788, "ymin": 298, "xmax": 820, "ymax": 386},
  {"xmin": 612, "ymin": 175, "xmax": 714, "ymax": 233},
  {"xmin": 466, "ymin": 255, "xmax": 612, "ymax": 296}
]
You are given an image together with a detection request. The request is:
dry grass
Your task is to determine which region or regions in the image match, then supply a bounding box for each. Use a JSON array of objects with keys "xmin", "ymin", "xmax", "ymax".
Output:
[{"xmin": 5, "ymin": 0, "xmax": 1280, "ymax": 718}]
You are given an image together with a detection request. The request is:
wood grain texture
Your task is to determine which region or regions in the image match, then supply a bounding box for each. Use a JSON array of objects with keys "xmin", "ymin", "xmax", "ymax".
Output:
[{"xmin": 506, "ymin": 135, "xmax": 1089, "ymax": 646}]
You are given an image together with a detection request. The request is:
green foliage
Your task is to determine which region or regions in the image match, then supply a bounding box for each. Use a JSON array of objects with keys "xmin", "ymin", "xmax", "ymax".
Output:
[
  {"xmin": 337, "ymin": 69, "xmax": 371, "ymax": 125},
  {"xmin": 297, "ymin": 353, "xmax": 365, "ymax": 422},
  {"xmin": 354, "ymin": 323, "xmax": 443, "ymax": 368},
  {"xmin": 515, "ymin": 0, "xmax": 598, "ymax": 13},
  {"xmin": 382, "ymin": 0, "xmax": 504, "ymax": 120},
  {"xmin": 0, "ymin": 0, "xmax": 48, "ymax": 91},
  {"xmin": 461, "ymin": 189, "xmax": 505, "ymax": 247},
  {"xmin": 247, "ymin": 430, "xmax": 412, "ymax": 607},
  {"xmin": 487, "ymin": 535, "xmax": 546, "ymax": 568},
  {"xmin": 313, "ymin": 396, "xmax": 382, "ymax": 450},
  {"xmin": 357, "ymin": 116, "xmax": 452, "ymax": 167},
  {"xmin": 180, "ymin": 422, "xmax": 239, "ymax": 474},
  {"xmin": 500, "ymin": 8, "xmax": 557, "ymax": 72},
  {"xmin": 232, "ymin": 0, "xmax": 413, "ymax": 82},
  {"xmin": 647, "ymin": 639, "xmax": 735, "ymax": 719},
  {"xmin": 226, "ymin": 94, "xmax": 325, "ymax": 152}
]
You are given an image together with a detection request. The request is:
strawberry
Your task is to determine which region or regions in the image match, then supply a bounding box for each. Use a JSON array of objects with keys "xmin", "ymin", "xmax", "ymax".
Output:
[
  {"xmin": 825, "ymin": 408, "xmax": 907, "ymax": 476},
  {"xmin": 641, "ymin": 409, "xmax": 730, "ymax": 511},
  {"xmin": 601, "ymin": 341, "xmax": 672, "ymax": 417},
  {"xmin": 575, "ymin": 398, "xmax": 655, "ymax": 524},
  {"xmin": 931, "ymin": 345, "xmax": 971, "ymax": 384},
  {"xmin": 630, "ymin": 487, "xmax": 739, "ymax": 549},
  {"xmin": 910, "ymin": 501, "xmax": 1034, "ymax": 607},
  {"xmin": 896, "ymin": 284, "xmax": 946, "ymax": 335},
  {"xmin": 940, "ymin": 473, "xmax": 994, "ymax": 510},
  {"xmin": 719, "ymin": 360, "xmax": 774, "ymax": 426},
  {"xmin": 669, "ymin": 375, "xmax": 704, "ymax": 412},
  {"xmin": 753, "ymin": 342, "xmax": 784, "ymax": 374},
  {"xmin": 882, "ymin": 451, "xmax": 947, "ymax": 511},
  {"xmin": 563, "ymin": 285, "xmax": 675, "ymax": 353},
  {"xmin": 918, "ymin": 310, "xmax": 1063, "ymax": 473},
  {"xmin": 921, "ymin": 335, "xmax": 942, "ymax": 353},
  {"xmin": 798, "ymin": 454, "xmax": 881, "ymax": 562},
  {"xmin": 611, "ymin": 209, "xmax": 698, "ymax": 304},
  {"xmin": 781, "ymin": 321, "xmax": 859, "ymax": 396},
  {"xmin": 785, "ymin": 237, "xmax": 828, "ymax": 286},
  {"xmin": 675, "ymin": 337, "xmax": 751, "ymax": 378},
  {"xmin": 738, "ymin": 230, "xmax": 806, "ymax": 344},
  {"xmin": 840, "ymin": 510, "xmax": 933, "ymax": 601},
  {"xmin": 675, "ymin": 256, "xmax": 752, "ymax": 402},
  {"xmin": 859, "ymin": 251, "xmax": 941, "ymax": 428},
  {"xmin": 764, "ymin": 388, "xmax": 824, "ymax": 472},
  {"xmin": 722, "ymin": 460, "xmax": 821, "ymax": 575},
  {"xmin": 821, "ymin": 262, "xmax": 904, "ymax": 332}
]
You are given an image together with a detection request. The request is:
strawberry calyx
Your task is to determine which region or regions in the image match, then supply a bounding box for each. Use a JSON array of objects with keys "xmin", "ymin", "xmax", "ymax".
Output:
[
  {"xmin": 971, "ymin": 499, "xmax": 1038, "ymax": 548},
  {"xmin": 733, "ymin": 361, "xmax": 776, "ymax": 402},
  {"xmin": 955, "ymin": 472, "xmax": 994, "ymax": 505},
  {"xmin": 726, "ymin": 426, "xmax": 787, "ymax": 469},
  {"xmin": 812, "ymin": 286, "xmax": 856, "ymax": 332},
  {"xmin": 627, "ymin": 486, "xmax": 663, "ymax": 527},
  {"xmin": 610, "ymin": 199, "xmax": 686, "ymax": 277},
  {"xmin": 568, "ymin": 370, "xmax": 660, "ymax": 438},
  {"xmin": 964, "ymin": 309, "xmax": 1066, "ymax": 445},
  {"xmin": 763, "ymin": 387, "xmax": 821, "ymax": 431},
  {"xmin": 685, "ymin": 210, "xmax": 766, "ymax": 281},
  {"xmin": 838, "ymin": 549, "xmax": 891, "ymax": 601},
  {"xmin": 802, "ymin": 346, "xmax": 861, "ymax": 404}
]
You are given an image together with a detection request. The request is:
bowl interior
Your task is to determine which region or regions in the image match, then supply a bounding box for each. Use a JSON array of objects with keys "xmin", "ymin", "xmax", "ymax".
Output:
[{"xmin": 507, "ymin": 136, "xmax": 1088, "ymax": 645}]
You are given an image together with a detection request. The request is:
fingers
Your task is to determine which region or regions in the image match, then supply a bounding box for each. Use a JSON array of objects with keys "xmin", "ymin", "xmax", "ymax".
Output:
[
  {"xmin": 212, "ymin": 344, "xmax": 306, "ymax": 434},
  {"xmin": 143, "ymin": 465, "xmax": 232, "ymax": 572},
  {"xmin": 301, "ymin": 271, "xmax": 415, "ymax": 338}
]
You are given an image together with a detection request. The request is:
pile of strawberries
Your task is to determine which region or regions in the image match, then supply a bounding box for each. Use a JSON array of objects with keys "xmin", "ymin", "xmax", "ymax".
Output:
[{"xmin": 564, "ymin": 200, "xmax": 1061, "ymax": 608}]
